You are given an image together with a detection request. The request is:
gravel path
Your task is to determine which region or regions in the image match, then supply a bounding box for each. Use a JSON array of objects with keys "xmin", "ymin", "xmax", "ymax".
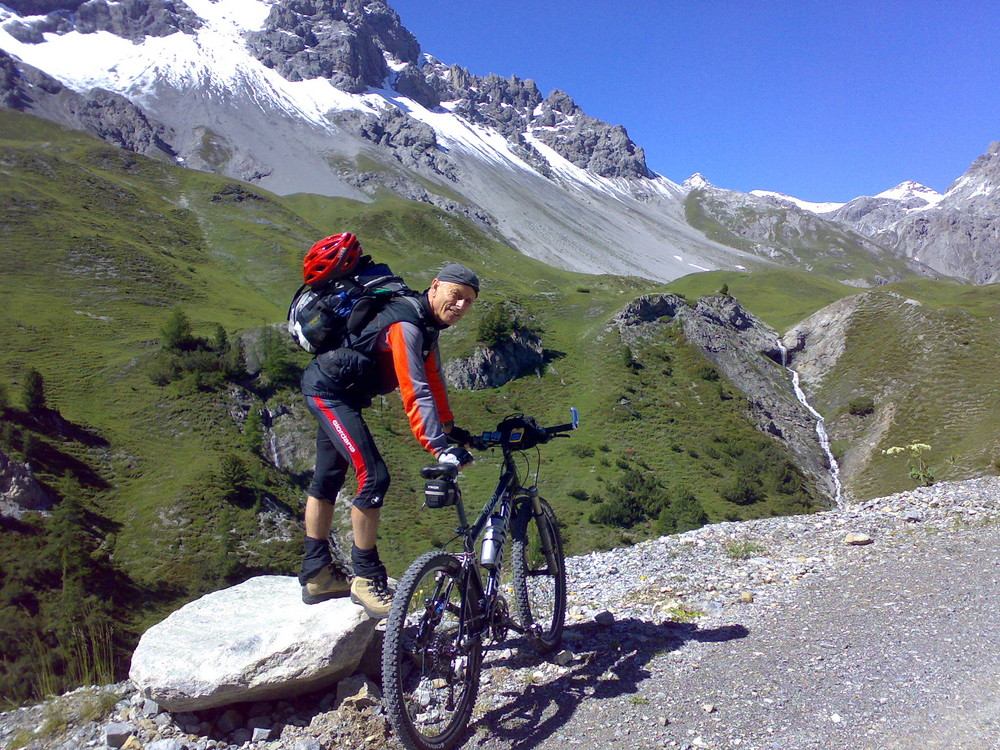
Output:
[
  {"xmin": 469, "ymin": 477, "xmax": 1000, "ymax": 750},
  {"xmin": 3, "ymin": 477, "xmax": 998, "ymax": 750}
]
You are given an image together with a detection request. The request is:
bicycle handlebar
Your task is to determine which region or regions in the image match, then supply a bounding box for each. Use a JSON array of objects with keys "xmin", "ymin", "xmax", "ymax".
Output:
[{"xmin": 472, "ymin": 407, "xmax": 579, "ymax": 450}]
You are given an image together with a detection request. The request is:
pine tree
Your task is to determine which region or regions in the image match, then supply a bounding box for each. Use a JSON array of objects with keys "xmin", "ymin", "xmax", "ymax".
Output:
[
  {"xmin": 212, "ymin": 324, "xmax": 228, "ymax": 352},
  {"xmin": 22, "ymin": 368, "xmax": 46, "ymax": 412},
  {"xmin": 161, "ymin": 308, "xmax": 195, "ymax": 351},
  {"xmin": 259, "ymin": 327, "xmax": 295, "ymax": 385}
]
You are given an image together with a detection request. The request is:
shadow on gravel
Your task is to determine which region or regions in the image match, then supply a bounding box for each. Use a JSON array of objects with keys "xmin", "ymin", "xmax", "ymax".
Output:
[{"xmin": 473, "ymin": 617, "xmax": 749, "ymax": 749}]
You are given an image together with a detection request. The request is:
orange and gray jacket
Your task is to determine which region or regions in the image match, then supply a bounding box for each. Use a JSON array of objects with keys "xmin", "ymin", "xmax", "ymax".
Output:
[{"xmin": 301, "ymin": 293, "xmax": 454, "ymax": 455}]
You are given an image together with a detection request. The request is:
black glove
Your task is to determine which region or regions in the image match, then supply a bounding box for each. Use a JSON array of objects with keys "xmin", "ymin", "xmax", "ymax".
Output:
[
  {"xmin": 437, "ymin": 445, "xmax": 474, "ymax": 467},
  {"xmin": 447, "ymin": 425, "xmax": 473, "ymax": 446}
]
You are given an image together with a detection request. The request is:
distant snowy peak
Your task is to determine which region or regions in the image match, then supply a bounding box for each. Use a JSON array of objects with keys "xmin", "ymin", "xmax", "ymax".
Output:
[
  {"xmin": 749, "ymin": 190, "xmax": 845, "ymax": 214},
  {"xmin": 683, "ymin": 173, "xmax": 712, "ymax": 190},
  {"xmin": 750, "ymin": 181, "xmax": 943, "ymax": 216},
  {"xmin": 875, "ymin": 181, "xmax": 943, "ymax": 205}
]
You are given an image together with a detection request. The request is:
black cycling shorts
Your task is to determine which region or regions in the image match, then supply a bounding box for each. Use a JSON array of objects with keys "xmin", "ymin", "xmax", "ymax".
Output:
[{"xmin": 306, "ymin": 395, "xmax": 390, "ymax": 510}]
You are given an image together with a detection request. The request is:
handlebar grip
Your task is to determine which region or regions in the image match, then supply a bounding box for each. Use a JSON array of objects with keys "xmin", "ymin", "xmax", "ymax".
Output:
[{"xmin": 545, "ymin": 422, "xmax": 576, "ymax": 435}]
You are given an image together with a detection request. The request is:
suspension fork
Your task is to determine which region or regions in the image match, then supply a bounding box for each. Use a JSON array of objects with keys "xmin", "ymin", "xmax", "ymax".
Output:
[{"xmin": 520, "ymin": 485, "xmax": 559, "ymax": 567}]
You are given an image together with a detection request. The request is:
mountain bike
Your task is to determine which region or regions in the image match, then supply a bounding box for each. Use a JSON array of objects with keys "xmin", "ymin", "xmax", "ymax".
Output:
[{"xmin": 381, "ymin": 409, "xmax": 579, "ymax": 750}]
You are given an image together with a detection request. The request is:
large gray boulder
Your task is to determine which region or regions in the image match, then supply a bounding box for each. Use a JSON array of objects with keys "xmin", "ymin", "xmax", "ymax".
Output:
[
  {"xmin": 0, "ymin": 448, "xmax": 54, "ymax": 518},
  {"xmin": 129, "ymin": 576, "xmax": 376, "ymax": 711}
]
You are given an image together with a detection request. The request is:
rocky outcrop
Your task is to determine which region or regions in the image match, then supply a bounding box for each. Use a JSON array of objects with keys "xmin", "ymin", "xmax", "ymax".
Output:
[
  {"xmin": 0, "ymin": 50, "xmax": 176, "ymax": 158},
  {"xmin": 0, "ymin": 448, "xmax": 54, "ymax": 518},
  {"xmin": 528, "ymin": 90, "xmax": 650, "ymax": 179},
  {"xmin": 443, "ymin": 330, "xmax": 545, "ymax": 391},
  {"xmin": 611, "ymin": 294, "xmax": 837, "ymax": 503},
  {"xmin": 244, "ymin": 0, "xmax": 418, "ymax": 95},
  {"xmin": 3, "ymin": 0, "xmax": 201, "ymax": 44},
  {"xmin": 129, "ymin": 575, "xmax": 377, "ymax": 711},
  {"xmin": 780, "ymin": 294, "xmax": 864, "ymax": 390},
  {"xmin": 332, "ymin": 107, "xmax": 455, "ymax": 179}
]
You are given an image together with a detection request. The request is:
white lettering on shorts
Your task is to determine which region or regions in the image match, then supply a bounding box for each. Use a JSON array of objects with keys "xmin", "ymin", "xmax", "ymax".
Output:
[{"xmin": 331, "ymin": 417, "xmax": 357, "ymax": 454}]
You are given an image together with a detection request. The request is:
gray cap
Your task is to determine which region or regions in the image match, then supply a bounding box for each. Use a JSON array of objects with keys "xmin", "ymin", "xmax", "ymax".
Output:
[{"xmin": 437, "ymin": 262, "xmax": 480, "ymax": 294}]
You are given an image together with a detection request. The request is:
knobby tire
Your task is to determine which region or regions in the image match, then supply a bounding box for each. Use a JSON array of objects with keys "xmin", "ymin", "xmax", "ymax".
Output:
[
  {"xmin": 510, "ymin": 497, "xmax": 566, "ymax": 653},
  {"xmin": 381, "ymin": 551, "xmax": 482, "ymax": 750}
]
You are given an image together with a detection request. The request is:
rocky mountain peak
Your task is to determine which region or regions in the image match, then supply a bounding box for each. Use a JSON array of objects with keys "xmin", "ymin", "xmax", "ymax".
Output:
[
  {"xmin": 3, "ymin": 0, "xmax": 202, "ymax": 45},
  {"xmin": 683, "ymin": 173, "xmax": 711, "ymax": 190},
  {"xmin": 244, "ymin": 0, "xmax": 419, "ymax": 95}
]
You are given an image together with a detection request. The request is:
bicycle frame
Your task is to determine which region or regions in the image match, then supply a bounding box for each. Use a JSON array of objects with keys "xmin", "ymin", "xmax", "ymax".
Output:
[
  {"xmin": 383, "ymin": 410, "xmax": 576, "ymax": 750},
  {"xmin": 449, "ymin": 450, "xmax": 537, "ymax": 643}
]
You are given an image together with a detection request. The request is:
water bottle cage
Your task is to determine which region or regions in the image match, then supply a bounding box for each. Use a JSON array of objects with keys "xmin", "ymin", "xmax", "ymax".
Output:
[{"xmin": 424, "ymin": 477, "xmax": 460, "ymax": 508}]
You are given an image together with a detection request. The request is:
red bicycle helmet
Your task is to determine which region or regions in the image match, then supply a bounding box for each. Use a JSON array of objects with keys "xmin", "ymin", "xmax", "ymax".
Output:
[{"xmin": 302, "ymin": 232, "xmax": 362, "ymax": 286}]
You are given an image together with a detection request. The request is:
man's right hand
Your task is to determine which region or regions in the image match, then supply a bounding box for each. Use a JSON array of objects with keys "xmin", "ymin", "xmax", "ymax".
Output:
[
  {"xmin": 447, "ymin": 425, "xmax": 473, "ymax": 446},
  {"xmin": 438, "ymin": 445, "xmax": 474, "ymax": 467}
]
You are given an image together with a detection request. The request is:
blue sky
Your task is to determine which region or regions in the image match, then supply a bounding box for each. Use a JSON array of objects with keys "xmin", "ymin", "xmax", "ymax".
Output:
[{"xmin": 388, "ymin": 0, "xmax": 1000, "ymax": 202}]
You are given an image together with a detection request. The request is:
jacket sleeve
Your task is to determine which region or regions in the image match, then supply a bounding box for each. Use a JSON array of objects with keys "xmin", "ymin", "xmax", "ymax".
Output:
[{"xmin": 387, "ymin": 321, "xmax": 451, "ymax": 455}]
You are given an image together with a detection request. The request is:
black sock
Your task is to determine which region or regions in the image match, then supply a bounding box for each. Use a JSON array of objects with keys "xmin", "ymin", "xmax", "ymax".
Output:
[
  {"xmin": 298, "ymin": 536, "xmax": 332, "ymax": 586},
  {"xmin": 351, "ymin": 544, "xmax": 387, "ymax": 579}
]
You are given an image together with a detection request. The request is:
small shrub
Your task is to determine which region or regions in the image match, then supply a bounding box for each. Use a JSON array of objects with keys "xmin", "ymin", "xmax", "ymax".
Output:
[
  {"xmin": 883, "ymin": 443, "xmax": 935, "ymax": 486},
  {"xmin": 847, "ymin": 395, "xmax": 875, "ymax": 417},
  {"xmin": 724, "ymin": 539, "xmax": 769, "ymax": 559},
  {"xmin": 620, "ymin": 346, "xmax": 641, "ymax": 371},
  {"xmin": 567, "ymin": 489, "xmax": 589, "ymax": 501},
  {"xmin": 477, "ymin": 303, "xmax": 523, "ymax": 347},
  {"xmin": 722, "ymin": 473, "xmax": 764, "ymax": 505},
  {"xmin": 697, "ymin": 364, "xmax": 719, "ymax": 382},
  {"xmin": 568, "ymin": 443, "xmax": 595, "ymax": 458}
]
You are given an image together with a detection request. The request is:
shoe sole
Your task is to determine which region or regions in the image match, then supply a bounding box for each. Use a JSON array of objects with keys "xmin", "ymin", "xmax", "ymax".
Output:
[{"xmin": 301, "ymin": 587, "xmax": 351, "ymax": 605}]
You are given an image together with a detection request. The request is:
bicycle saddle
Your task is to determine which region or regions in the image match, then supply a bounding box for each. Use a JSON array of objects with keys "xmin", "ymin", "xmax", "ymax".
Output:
[{"xmin": 421, "ymin": 463, "xmax": 459, "ymax": 480}]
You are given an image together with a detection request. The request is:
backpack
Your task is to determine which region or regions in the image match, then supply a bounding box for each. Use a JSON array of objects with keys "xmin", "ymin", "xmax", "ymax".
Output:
[{"xmin": 287, "ymin": 257, "xmax": 416, "ymax": 354}]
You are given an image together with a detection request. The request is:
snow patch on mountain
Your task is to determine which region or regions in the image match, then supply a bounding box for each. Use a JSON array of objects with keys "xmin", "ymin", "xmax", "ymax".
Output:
[
  {"xmin": 875, "ymin": 180, "xmax": 943, "ymax": 205},
  {"xmin": 0, "ymin": 2, "xmax": 385, "ymax": 129},
  {"xmin": 749, "ymin": 190, "xmax": 845, "ymax": 214}
]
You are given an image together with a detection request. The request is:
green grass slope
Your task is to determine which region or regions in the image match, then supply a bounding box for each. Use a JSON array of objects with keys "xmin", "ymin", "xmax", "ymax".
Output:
[{"xmin": 806, "ymin": 283, "xmax": 1000, "ymax": 499}]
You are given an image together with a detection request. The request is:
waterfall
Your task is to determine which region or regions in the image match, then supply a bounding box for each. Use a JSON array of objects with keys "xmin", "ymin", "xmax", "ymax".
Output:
[{"xmin": 777, "ymin": 340, "xmax": 843, "ymax": 506}]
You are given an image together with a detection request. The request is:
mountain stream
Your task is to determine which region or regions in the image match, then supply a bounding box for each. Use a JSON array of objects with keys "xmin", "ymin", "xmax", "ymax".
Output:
[{"xmin": 777, "ymin": 340, "xmax": 843, "ymax": 505}]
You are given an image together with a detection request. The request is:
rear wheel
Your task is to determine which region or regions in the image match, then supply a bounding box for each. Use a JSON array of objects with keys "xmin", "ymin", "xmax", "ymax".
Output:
[
  {"xmin": 381, "ymin": 551, "xmax": 482, "ymax": 750},
  {"xmin": 510, "ymin": 497, "xmax": 566, "ymax": 653}
]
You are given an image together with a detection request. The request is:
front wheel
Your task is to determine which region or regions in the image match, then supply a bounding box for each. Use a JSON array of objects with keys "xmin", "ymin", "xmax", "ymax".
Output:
[
  {"xmin": 510, "ymin": 497, "xmax": 567, "ymax": 653},
  {"xmin": 381, "ymin": 551, "xmax": 482, "ymax": 750}
]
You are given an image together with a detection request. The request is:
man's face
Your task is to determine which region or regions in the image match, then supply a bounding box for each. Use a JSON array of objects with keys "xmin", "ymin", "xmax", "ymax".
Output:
[{"xmin": 428, "ymin": 279, "xmax": 477, "ymax": 327}]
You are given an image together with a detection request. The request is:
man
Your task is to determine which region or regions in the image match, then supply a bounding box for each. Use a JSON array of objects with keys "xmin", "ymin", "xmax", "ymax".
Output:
[{"xmin": 298, "ymin": 244, "xmax": 479, "ymax": 618}]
